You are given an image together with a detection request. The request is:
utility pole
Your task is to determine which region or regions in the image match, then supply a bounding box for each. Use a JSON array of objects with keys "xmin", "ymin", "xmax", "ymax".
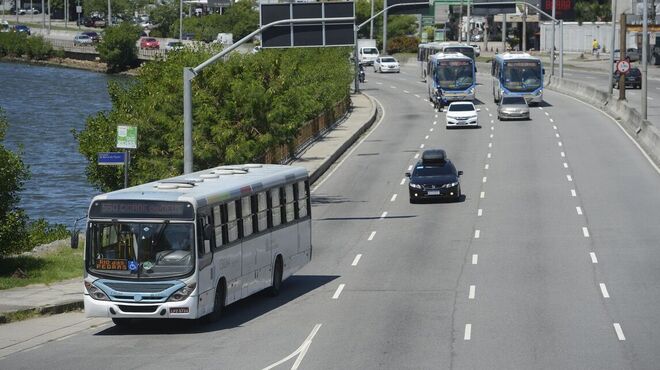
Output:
[
  {"xmin": 484, "ymin": 16, "xmax": 488, "ymax": 51},
  {"xmin": 459, "ymin": 0, "xmax": 464, "ymax": 42},
  {"xmin": 608, "ymin": 0, "xmax": 617, "ymax": 94},
  {"xmin": 467, "ymin": 0, "xmax": 471, "ymax": 42},
  {"xmin": 642, "ymin": 0, "xmax": 648, "ymax": 119},
  {"xmin": 619, "ymin": 13, "xmax": 627, "ymax": 100},
  {"xmin": 551, "ymin": 0, "xmax": 556, "ymax": 76},
  {"xmin": 64, "ymin": 0, "xmax": 67, "ymax": 28},
  {"xmin": 107, "ymin": 0, "xmax": 111, "ymax": 26},
  {"xmin": 502, "ymin": 13, "xmax": 506, "ymax": 51},
  {"xmin": 41, "ymin": 0, "xmax": 44, "ymax": 29},
  {"xmin": 383, "ymin": 0, "xmax": 388, "ymax": 54},
  {"xmin": 370, "ymin": 0, "xmax": 374, "ymax": 39},
  {"xmin": 522, "ymin": 3, "xmax": 527, "ymax": 51}
]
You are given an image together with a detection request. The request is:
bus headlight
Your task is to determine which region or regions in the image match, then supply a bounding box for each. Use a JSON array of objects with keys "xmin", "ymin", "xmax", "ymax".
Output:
[
  {"xmin": 85, "ymin": 281, "xmax": 109, "ymax": 301},
  {"xmin": 168, "ymin": 283, "xmax": 196, "ymax": 302},
  {"xmin": 468, "ymin": 87, "xmax": 475, "ymax": 95}
]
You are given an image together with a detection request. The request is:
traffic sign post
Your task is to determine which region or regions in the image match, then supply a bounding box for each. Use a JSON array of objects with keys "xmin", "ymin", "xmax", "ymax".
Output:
[
  {"xmin": 116, "ymin": 125, "xmax": 137, "ymax": 188},
  {"xmin": 97, "ymin": 152, "xmax": 126, "ymax": 166},
  {"xmin": 616, "ymin": 60, "xmax": 631, "ymax": 74}
]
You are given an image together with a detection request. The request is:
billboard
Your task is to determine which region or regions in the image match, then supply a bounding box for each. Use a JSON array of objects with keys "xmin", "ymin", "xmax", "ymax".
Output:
[{"xmin": 387, "ymin": 0, "xmax": 431, "ymax": 15}]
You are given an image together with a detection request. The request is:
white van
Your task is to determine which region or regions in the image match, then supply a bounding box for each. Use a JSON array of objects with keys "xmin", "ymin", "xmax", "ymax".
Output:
[{"xmin": 359, "ymin": 47, "xmax": 380, "ymax": 65}]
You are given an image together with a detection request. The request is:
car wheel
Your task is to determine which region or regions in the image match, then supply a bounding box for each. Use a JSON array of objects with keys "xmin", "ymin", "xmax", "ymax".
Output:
[
  {"xmin": 454, "ymin": 186, "xmax": 461, "ymax": 202},
  {"xmin": 205, "ymin": 280, "xmax": 226, "ymax": 323},
  {"xmin": 410, "ymin": 197, "xmax": 417, "ymax": 204}
]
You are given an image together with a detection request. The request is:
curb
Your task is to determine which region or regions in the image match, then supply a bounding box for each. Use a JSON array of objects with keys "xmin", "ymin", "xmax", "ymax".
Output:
[
  {"xmin": 308, "ymin": 93, "xmax": 378, "ymax": 185},
  {"xmin": 0, "ymin": 300, "xmax": 84, "ymax": 324}
]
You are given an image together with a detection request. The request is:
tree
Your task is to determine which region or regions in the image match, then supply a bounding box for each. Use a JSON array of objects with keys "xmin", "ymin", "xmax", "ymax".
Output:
[
  {"xmin": 74, "ymin": 47, "xmax": 353, "ymax": 192},
  {"xmin": 0, "ymin": 108, "xmax": 30, "ymax": 257},
  {"xmin": 575, "ymin": 0, "xmax": 611, "ymax": 24},
  {"xmin": 97, "ymin": 22, "xmax": 141, "ymax": 72},
  {"xmin": 149, "ymin": 1, "xmax": 180, "ymax": 38},
  {"xmin": 355, "ymin": 0, "xmax": 418, "ymax": 48}
]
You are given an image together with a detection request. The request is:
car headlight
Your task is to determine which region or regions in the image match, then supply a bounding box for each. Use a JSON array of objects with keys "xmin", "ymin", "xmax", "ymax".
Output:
[
  {"xmin": 168, "ymin": 283, "xmax": 196, "ymax": 302},
  {"xmin": 409, "ymin": 183, "xmax": 422, "ymax": 189},
  {"xmin": 468, "ymin": 88, "xmax": 475, "ymax": 95},
  {"xmin": 85, "ymin": 281, "xmax": 109, "ymax": 301},
  {"xmin": 441, "ymin": 182, "xmax": 459, "ymax": 188}
]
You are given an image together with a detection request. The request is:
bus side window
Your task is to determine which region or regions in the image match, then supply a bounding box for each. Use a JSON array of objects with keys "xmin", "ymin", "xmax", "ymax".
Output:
[
  {"xmin": 241, "ymin": 196, "xmax": 252, "ymax": 238},
  {"xmin": 270, "ymin": 188, "xmax": 281, "ymax": 227},
  {"xmin": 284, "ymin": 184, "xmax": 295, "ymax": 222},
  {"xmin": 296, "ymin": 180, "xmax": 308, "ymax": 218},
  {"xmin": 197, "ymin": 211, "xmax": 214, "ymax": 256},
  {"xmin": 256, "ymin": 192, "xmax": 268, "ymax": 232},
  {"xmin": 226, "ymin": 201, "xmax": 238, "ymax": 243},
  {"xmin": 213, "ymin": 205, "xmax": 223, "ymax": 249}
]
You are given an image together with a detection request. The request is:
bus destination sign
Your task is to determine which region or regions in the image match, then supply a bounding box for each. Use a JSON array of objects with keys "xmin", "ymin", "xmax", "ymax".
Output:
[{"xmin": 90, "ymin": 200, "xmax": 195, "ymax": 220}]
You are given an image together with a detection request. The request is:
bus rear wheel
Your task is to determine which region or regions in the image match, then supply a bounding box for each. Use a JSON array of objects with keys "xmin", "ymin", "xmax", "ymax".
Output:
[{"xmin": 269, "ymin": 257, "xmax": 283, "ymax": 297}]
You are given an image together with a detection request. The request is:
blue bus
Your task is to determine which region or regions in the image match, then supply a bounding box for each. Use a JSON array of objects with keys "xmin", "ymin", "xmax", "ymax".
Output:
[
  {"xmin": 491, "ymin": 53, "xmax": 544, "ymax": 105},
  {"xmin": 427, "ymin": 52, "xmax": 476, "ymax": 109}
]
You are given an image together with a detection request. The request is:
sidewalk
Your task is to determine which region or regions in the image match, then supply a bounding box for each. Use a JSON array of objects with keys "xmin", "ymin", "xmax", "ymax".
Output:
[{"xmin": 0, "ymin": 93, "xmax": 377, "ymax": 324}]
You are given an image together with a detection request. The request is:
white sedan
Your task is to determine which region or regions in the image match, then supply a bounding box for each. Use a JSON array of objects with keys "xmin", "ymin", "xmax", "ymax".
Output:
[
  {"xmin": 373, "ymin": 56, "xmax": 400, "ymax": 73},
  {"xmin": 446, "ymin": 101, "xmax": 480, "ymax": 128}
]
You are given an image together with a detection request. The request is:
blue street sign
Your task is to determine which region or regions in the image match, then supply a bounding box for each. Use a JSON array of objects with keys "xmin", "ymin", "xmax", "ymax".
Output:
[{"xmin": 98, "ymin": 152, "xmax": 126, "ymax": 166}]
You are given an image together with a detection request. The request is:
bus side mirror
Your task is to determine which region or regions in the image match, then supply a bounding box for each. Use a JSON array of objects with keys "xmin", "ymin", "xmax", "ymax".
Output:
[
  {"xmin": 71, "ymin": 232, "xmax": 79, "ymax": 249},
  {"xmin": 542, "ymin": 68, "xmax": 546, "ymax": 74}
]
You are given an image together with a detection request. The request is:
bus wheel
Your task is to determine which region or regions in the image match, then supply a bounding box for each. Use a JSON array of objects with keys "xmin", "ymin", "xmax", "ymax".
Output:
[
  {"xmin": 206, "ymin": 280, "xmax": 226, "ymax": 323},
  {"xmin": 269, "ymin": 257, "xmax": 283, "ymax": 297},
  {"xmin": 112, "ymin": 318, "xmax": 131, "ymax": 326}
]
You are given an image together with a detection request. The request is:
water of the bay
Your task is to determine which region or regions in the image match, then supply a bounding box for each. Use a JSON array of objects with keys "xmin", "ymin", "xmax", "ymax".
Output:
[{"xmin": 0, "ymin": 61, "xmax": 125, "ymax": 226}]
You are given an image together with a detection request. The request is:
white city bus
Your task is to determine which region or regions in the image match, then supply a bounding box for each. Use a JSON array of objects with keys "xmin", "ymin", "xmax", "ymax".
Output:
[
  {"xmin": 77, "ymin": 164, "xmax": 312, "ymax": 325},
  {"xmin": 491, "ymin": 52, "xmax": 544, "ymax": 105}
]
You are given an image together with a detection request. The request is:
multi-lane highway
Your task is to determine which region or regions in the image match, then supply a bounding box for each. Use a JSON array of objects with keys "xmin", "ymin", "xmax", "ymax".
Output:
[{"xmin": 2, "ymin": 63, "xmax": 660, "ymax": 369}]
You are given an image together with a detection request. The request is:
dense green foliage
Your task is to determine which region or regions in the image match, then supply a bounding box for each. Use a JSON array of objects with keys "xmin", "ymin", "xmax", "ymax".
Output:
[
  {"xmin": 387, "ymin": 35, "xmax": 420, "ymax": 54},
  {"xmin": 0, "ymin": 33, "xmax": 54, "ymax": 60},
  {"xmin": 575, "ymin": 0, "xmax": 611, "ymax": 23},
  {"xmin": 355, "ymin": 0, "xmax": 418, "ymax": 49},
  {"xmin": 166, "ymin": 0, "xmax": 259, "ymax": 42},
  {"xmin": 0, "ymin": 245, "xmax": 84, "ymax": 290},
  {"xmin": 82, "ymin": 0, "xmax": 150, "ymax": 20},
  {"xmin": 27, "ymin": 219, "xmax": 70, "ymax": 248},
  {"xmin": 97, "ymin": 22, "xmax": 142, "ymax": 72},
  {"xmin": 0, "ymin": 109, "xmax": 30, "ymax": 257},
  {"xmin": 75, "ymin": 47, "xmax": 353, "ymax": 192}
]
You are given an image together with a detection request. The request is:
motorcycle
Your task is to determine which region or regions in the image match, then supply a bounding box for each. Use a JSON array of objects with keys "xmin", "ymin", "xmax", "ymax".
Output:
[{"xmin": 358, "ymin": 65, "xmax": 366, "ymax": 83}]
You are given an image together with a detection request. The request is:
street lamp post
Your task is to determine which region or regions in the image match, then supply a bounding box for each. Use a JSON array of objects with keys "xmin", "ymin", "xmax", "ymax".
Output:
[
  {"xmin": 607, "ymin": 0, "xmax": 617, "ymax": 94},
  {"xmin": 550, "ymin": 0, "xmax": 555, "ymax": 76},
  {"xmin": 642, "ymin": 0, "xmax": 648, "ymax": 119},
  {"xmin": 179, "ymin": 0, "xmax": 183, "ymax": 40},
  {"xmin": 383, "ymin": 0, "xmax": 388, "ymax": 54}
]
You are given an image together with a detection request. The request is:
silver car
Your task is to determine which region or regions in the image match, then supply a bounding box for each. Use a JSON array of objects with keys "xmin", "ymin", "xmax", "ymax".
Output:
[{"xmin": 497, "ymin": 96, "xmax": 530, "ymax": 120}]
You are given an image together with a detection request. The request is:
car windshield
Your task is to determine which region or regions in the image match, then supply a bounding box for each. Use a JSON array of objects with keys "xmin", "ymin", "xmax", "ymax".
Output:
[
  {"xmin": 502, "ymin": 96, "xmax": 527, "ymax": 105},
  {"xmin": 629, "ymin": 69, "xmax": 641, "ymax": 76},
  {"xmin": 363, "ymin": 48, "xmax": 378, "ymax": 55},
  {"xmin": 87, "ymin": 222, "xmax": 195, "ymax": 279},
  {"xmin": 381, "ymin": 57, "xmax": 396, "ymax": 63},
  {"xmin": 78, "ymin": 35, "xmax": 90, "ymax": 39},
  {"xmin": 448, "ymin": 104, "xmax": 475, "ymax": 112},
  {"xmin": 413, "ymin": 163, "xmax": 456, "ymax": 177}
]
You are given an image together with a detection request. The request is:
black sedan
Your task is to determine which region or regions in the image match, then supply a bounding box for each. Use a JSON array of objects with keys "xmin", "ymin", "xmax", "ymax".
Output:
[
  {"xmin": 613, "ymin": 67, "xmax": 642, "ymax": 89},
  {"xmin": 406, "ymin": 149, "xmax": 463, "ymax": 203}
]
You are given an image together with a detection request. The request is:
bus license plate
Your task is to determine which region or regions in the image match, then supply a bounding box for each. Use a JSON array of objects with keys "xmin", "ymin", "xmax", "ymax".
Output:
[
  {"xmin": 170, "ymin": 307, "xmax": 189, "ymax": 314},
  {"xmin": 428, "ymin": 190, "xmax": 440, "ymax": 195}
]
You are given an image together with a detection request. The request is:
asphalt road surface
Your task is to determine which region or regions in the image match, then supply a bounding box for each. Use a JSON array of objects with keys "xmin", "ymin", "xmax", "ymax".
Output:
[{"xmin": 2, "ymin": 64, "xmax": 660, "ymax": 370}]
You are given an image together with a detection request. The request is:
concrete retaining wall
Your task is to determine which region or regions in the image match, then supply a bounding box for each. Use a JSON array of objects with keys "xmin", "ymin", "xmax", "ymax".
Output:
[{"xmin": 546, "ymin": 75, "xmax": 660, "ymax": 167}]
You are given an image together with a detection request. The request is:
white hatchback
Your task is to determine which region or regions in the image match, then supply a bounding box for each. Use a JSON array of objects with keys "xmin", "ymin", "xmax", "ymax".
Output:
[
  {"xmin": 374, "ymin": 56, "xmax": 400, "ymax": 73},
  {"xmin": 446, "ymin": 102, "xmax": 480, "ymax": 128}
]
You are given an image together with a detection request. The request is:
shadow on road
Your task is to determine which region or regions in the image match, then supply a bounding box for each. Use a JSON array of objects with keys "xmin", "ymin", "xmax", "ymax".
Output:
[{"xmin": 94, "ymin": 274, "xmax": 338, "ymax": 335}]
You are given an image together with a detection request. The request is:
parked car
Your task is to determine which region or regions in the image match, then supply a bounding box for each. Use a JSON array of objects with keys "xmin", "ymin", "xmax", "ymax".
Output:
[
  {"xmin": 140, "ymin": 37, "xmax": 160, "ymax": 49},
  {"xmin": 13, "ymin": 24, "xmax": 31, "ymax": 35},
  {"xmin": 470, "ymin": 34, "xmax": 483, "ymax": 42},
  {"xmin": 373, "ymin": 56, "xmax": 400, "ymax": 73},
  {"xmin": 497, "ymin": 95, "xmax": 530, "ymax": 120},
  {"xmin": 406, "ymin": 149, "xmax": 463, "ymax": 203},
  {"xmin": 165, "ymin": 41, "xmax": 184, "ymax": 51},
  {"xmin": 625, "ymin": 48, "xmax": 641, "ymax": 62},
  {"xmin": 81, "ymin": 31, "xmax": 100, "ymax": 43},
  {"xmin": 73, "ymin": 34, "xmax": 94, "ymax": 46},
  {"xmin": 0, "ymin": 20, "xmax": 10, "ymax": 33},
  {"xmin": 612, "ymin": 67, "xmax": 642, "ymax": 89},
  {"xmin": 613, "ymin": 49, "xmax": 631, "ymax": 63},
  {"xmin": 470, "ymin": 44, "xmax": 481, "ymax": 57},
  {"xmin": 83, "ymin": 16, "xmax": 106, "ymax": 28},
  {"xmin": 24, "ymin": 8, "xmax": 40, "ymax": 15},
  {"xmin": 445, "ymin": 101, "xmax": 479, "ymax": 128}
]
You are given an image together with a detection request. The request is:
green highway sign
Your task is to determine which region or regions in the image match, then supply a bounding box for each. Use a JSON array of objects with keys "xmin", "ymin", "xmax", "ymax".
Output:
[{"xmin": 117, "ymin": 125, "xmax": 137, "ymax": 149}]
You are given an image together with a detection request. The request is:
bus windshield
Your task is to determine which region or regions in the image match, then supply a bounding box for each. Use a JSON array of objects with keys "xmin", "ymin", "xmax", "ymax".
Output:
[
  {"xmin": 503, "ymin": 61, "xmax": 542, "ymax": 92},
  {"xmin": 88, "ymin": 222, "xmax": 195, "ymax": 279},
  {"xmin": 435, "ymin": 60, "xmax": 474, "ymax": 89}
]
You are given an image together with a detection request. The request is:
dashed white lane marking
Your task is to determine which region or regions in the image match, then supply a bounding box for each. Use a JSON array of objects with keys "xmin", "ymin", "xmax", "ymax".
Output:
[
  {"xmin": 414, "ymin": 153, "xmax": 420, "ymax": 159},
  {"xmin": 390, "ymin": 194, "xmax": 397, "ymax": 202},
  {"xmin": 368, "ymin": 231, "xmax": 376, "ymax": 241},
  {"xmin": 351, "ymin": 254, "xmax": 362, "ymax": 266},
  {"xmin": 380, "ymin": 211, "xmax": 388, "ymax": 219},
  {"xmin": 576, "ymin": 206, "xmax": 583, "ymax": 215},
  {"xmin": 377, "ymin": 82, "xmax": 383, "ymax": 85},
  {"xmin": 464, "ymin": 324, "xmax": 472, "ymax": 340},
  {"xmin": 484, "ymin": 164, "xmax": 489, "ymax": 170},
  {"xmin": 490, "ymin": 134, "xmax": 494, "ymax": 138},
  {"xmin": 488, "ymin": 113, "xmax": 493, "ymax": 117},
  {"xmin": 550, "ymin": 119, "xmax": 554, "ymax": 123},
  {"xmin": 563, "ymin": 162, "xmax": 569, "ymax": 168},
  {"xmin": 420, "ymin": 144, "xmax": 425, "ymax": 149},
  {"xmin": 613, "ymin": 323, "xmax": 626, "ymax": 340},
  {"xmin": 553, "ymin": 125, "xmax": 558, "ymax": 130},
  {"xmin": 332, "ymin": 284, "xmax": 345, "ymax": 299},
  {"xmin": 403, "ymin": 90, "xmax": 410, "ymax": 93},
  {"xmin": 430, "ymin": 128, "xmax": 434, "ymax": 132},
  {"xmin": 390, "ymin": 86, "xmax": 396, "ymax": 89},
  {"xmin": 561, "ymin": 151, "xmax": 565, "ymax": 157},
  {"xmin": 480, "ymin": 192, "xmax": 485, "ymax": 199},
  {"xmin": 482, "ymin": 176, "xmax": 487, "ymax": 183},
  {"xmin": 487, "ymin": 153, "xmax": 491, "ymax": 158},
  {"xmin": 545, "ymin": 112, "xmax": 549, "ymax": 116},
  {"xmin": 485, "ymin": 107, "xmax": 489, "ymax": 111},
  {"xmin": 414, "ymin": 94, "xmax": 420, "ymax": 98},
  {"xmin": 571, "ymin": 189, "xmax": 577, "ymax": 197},
  {"xmin": 474, "ymin": 230, "xmax": 481, "ymax": 239},
  {"xmin": 539, "ymin": 107, "xmax": 544, "ymax": 110},
  {"xmin": 583, "ymin": 227, "xmax": 590, "ymax": 237},
  {"xmin": 558, "ymin": 141, "xmax": 563, "ymax": 147},
  {"xmin": 490, "ymin": 119, "xmax": 494, "ymax": 124},
  {"xmin": 556, "ymin": 133, "xmax": 560, "ymax": 138},
  {"xmin": 408, "ymin": 165, "xmax": 413, "ymax": 171},
  {"xmin": 400, "ymin": 178, "xmax": 406, "ymax": 185},
  {"xmin": 433, "ymin": 121, "xmax": 437, "ymax": 125},
  {"xmin": 488, "ymin": 143, "xmax": 492, "ymax": 148},
  {"xmin": 435, "ymin": 114, "xmax": 438, "ymax": 118},
  {"xmin": 472, "ymin": 254, "xmax": 478, "ymax": 264},
  {"xmin": 567, "ymin": 175, "xmax": 573, "ymax": 182},
  {"xmin": 600, "ymin": 283, "xmax": 610, "ymax": 298},
  {"xmin": 590, "ymin": 252, "xmax": 598, "ymax": 263},
  {"xmin": 490, "ymin": 126, "xmax": 494, "ymax": 131},
  {"xmin": 477, "ymin": 209, "xmax": 483, "ymax": 216},
  {"xmin": 648, "ymin": 96, "xmax": 654, "ymax": 100},
  {"xmin": 469, "ymin": 285, "xmax": 476, "ymax": 299},
  {"xmin": 425, "ymin": 135, "xmax": 429, "ymax": 139}
]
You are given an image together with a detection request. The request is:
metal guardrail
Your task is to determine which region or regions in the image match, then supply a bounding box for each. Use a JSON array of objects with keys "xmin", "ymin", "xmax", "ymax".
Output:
[{"xmin": 47, "ymin": 39, "xmax": 167, "ymax": 60}]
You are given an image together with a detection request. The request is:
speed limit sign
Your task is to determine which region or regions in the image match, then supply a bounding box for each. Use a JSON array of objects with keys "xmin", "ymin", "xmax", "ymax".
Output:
[{"xmin": 616, "ymin": 60, "xmax": 631, "ymax": 74}]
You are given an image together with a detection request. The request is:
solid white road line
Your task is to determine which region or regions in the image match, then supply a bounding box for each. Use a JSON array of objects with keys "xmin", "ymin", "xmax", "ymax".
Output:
[
  {"xmin": 477, "ymin": 209, "xmax": 483, "ymax": 217},
  {"xmin": 600, "ymin": 283, "xmax": 610, "ymax": 298},
  {"xmin": 485, "ymin": 164, "xmax": 489, "ymax": 170},
  {"xmin": 563, "ymin": 162, "xmax": 569, "ymax": 168},
  {"xmin": 352, "ymin": 254, "xmax": 362, "ymax": 266},
  {"xmin": 472, "ymin": 254, "xmax": 478, "ymax": 264},
  {"xmin": 380, "ymin": 211, "xmax": 388, "ymax": 219},
  {"xmin": 263, "ymin": 324, "xmax": 323, "ymax": 370},
  {"xmin": 332, "ymin": 284, "xmax": 345, "ymax": 299},
  {"xmin": 561, "ymin": 151, "xmax": 565, "ymax": 157},
  {"xmin": 480, "ymin": 192, "xmax": 485, "ymax": 199},
  {"xmin": 390, "ymin": 194, "xmax": 397, "ymax": 202},
  {"xmin": 414, "ymin": 153, "xmax": 420, "ymax": 159},
  {"xmin": 571, "ymin": 189, "xmax": 577, "ymax": 197},
  {"xmin": 474, "ymin": 230, "xmax": 480, "ymax": 239},
  {"xmin": 368, "ymin": 231, "xmax": 376, "ymax": 241},
  {"xmin": 613, "ymin": 323, "xmax": 626, "ymax": 340},
  {"xmin": 482, "ymin": 176, "xmax": 487, "ymax": 183},
  {"xmin": 576, "ymin": 206, "xmax": 583, "ymax": 215},
  {"xmin": 469, "ymin": 285, "xmax": 476, "ymax": 299},
  {"xmin": 400, "ymin": 178, "xmax": 406, "ymax": 185},
  {"xmin": 464, "ymin": 324, "xmax": 472, "ymax": 340},
  {"xmin": 567, "ymin": 175, "xmax": 573, "ymax": 182},
  {"xmin": 590, "ymin": 252, "xmax": 598, "ymax": 263},
  {"xmin": 583, "ymin": 227, "xmax": 590, "ymax": 237}
]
